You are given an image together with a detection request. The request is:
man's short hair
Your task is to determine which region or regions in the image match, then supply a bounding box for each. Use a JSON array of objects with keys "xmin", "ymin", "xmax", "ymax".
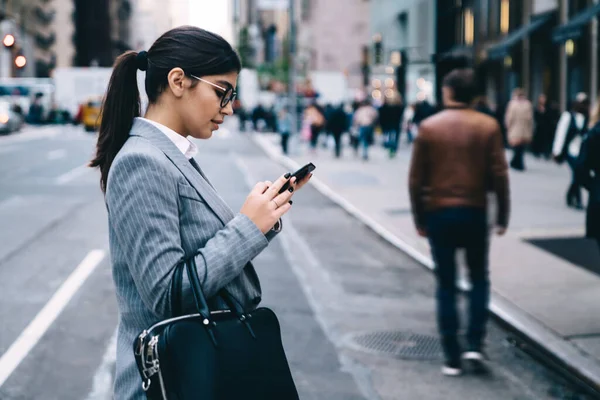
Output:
[{"xmin": 442, "ymin": 68, "xmax": 476, "ymax": 104}]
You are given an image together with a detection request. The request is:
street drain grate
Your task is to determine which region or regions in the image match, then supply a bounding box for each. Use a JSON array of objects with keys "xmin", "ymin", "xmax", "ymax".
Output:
[{"xmin": 348, "ymin": 331, "xmax": 442, "ymax": 360}]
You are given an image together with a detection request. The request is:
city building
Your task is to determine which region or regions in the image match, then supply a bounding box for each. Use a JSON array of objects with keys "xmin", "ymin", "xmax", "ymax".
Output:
[
  {"xmin": 369, "ymin": 0, "xmax": 436, "ymax": 104},
  {"xmin": 233, "ymin": 0, "xmax": 370, "ymax": 97},
  {"xmin": 296, "ymin": 0, "xmax": 370, "ymax": 92},
  {"xmin": 436, "ymin": 0, "xmax": 600, "ymax": 112},
  {"xmin": 0, "ymin": 0, "xmax": 57, "ymax": 77}
]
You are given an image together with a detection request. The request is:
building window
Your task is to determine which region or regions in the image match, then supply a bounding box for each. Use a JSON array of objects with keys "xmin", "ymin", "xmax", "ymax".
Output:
[
  {"xmin": 500, "ymin": 0, "xmax": 509, "ymax": 34},
  {"xmin": 464, "ymin": 8, "xmax": 474, "ymax": 45}
]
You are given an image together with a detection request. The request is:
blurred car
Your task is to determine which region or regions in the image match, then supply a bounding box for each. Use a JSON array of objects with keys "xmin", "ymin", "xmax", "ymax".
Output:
[
  {"xmin": 76, "ymin": 97, "xmax": 102, "ymax": 132},
  {"xmin": 0, "ymin": 101, "xmax": 23, "ymax": 135}
]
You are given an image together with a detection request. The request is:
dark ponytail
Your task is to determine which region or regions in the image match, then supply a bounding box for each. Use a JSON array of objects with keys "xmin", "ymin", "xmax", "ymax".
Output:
[
  {"xmin": 90, "ymin": 26, "xmax": 241, "ymax": 193},
  {"xmin": 90, "ymin": 51, "xmax": 141, "ymax": 192}
]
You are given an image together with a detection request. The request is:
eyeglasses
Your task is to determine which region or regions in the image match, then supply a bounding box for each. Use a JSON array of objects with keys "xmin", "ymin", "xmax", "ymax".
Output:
[{"xmin": 189, "ymin": 74, "xmax": 237, "ymax": 108}]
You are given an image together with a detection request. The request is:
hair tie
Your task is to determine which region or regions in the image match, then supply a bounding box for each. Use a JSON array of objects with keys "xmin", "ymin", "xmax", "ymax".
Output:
[{"xmin": 136, "ymin": 51, "xmax": 148, "ymax": 71}]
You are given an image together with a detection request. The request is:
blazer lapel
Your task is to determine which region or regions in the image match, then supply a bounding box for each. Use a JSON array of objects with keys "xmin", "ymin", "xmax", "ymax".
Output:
[{"xmin": 130, "ymin": 119, "xmax": 235, "ymax": 225}]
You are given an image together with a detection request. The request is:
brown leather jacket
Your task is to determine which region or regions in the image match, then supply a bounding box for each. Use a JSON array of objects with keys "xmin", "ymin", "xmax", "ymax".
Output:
[{"xmin": 408, "ymin": 108, "xmax": 510, "ymax": 229}]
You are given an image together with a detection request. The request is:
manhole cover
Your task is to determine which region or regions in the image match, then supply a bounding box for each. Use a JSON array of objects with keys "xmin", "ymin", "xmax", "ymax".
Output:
[{"xmin": 347, "ymin": 331, "xmax": 442, "ymax": 360}]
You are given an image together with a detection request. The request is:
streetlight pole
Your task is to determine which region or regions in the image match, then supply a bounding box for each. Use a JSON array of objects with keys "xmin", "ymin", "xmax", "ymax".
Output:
[{"xmin": 288, "ymin": 0, "xmax": 297, "ymax": 138}]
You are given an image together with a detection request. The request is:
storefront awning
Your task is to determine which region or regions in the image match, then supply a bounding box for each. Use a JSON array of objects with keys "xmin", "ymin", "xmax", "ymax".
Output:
[
  {"xmin": 553, "ymin": 3, "xmax": 600, "ymax": 42},
  {"xmin": 487, "ymin": 13, "xmax": 554, "ymax": 60}
]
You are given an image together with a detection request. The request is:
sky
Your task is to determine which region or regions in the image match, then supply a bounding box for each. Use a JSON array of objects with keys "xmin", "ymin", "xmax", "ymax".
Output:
[{"xmin": 185, "ymin": 0, "xmax": 233, "ymax": 43}]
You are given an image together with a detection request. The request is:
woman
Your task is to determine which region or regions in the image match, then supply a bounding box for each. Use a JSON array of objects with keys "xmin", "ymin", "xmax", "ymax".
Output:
[
  {"xmin": 304, "ymin": 102, "xmax": 326, "ymax": 152},
  {"xmin": 578, "ymin": 107, "xmax": 600, "ymax": 253},
  {"xmin": 553, "ymin": 92, "xmax": 589, "ymax": 209},
  {"xmin": 504, "ymin": 88, "xmax": 533, "ymax": 171},
  {"xmin": 89, "ymin": 26, "xmax": 310, "ymax": 399},
  {"xmin": 352, "ymin": 99, "xmax": 378, "ymax": 161},
  {"xmin": 531, "ymin": 94, "xmax": 557, "ymax": 159}
]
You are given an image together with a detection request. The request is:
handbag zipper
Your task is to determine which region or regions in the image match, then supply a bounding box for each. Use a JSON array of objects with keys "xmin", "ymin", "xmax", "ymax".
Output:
[
  {"xmin": 148, "ymin": 335, "xmax": 169, "ymax": 400},
  {"xmin": 157, "ymin": 362, "xmax": 168, "ymax": 400}
]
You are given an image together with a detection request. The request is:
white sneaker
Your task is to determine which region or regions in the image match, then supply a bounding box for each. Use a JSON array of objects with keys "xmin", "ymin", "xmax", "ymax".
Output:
[
  {"xmin": 462, "ymin": 351, "xmax": 484, "ymax": 361},
  {"xmin": 441, "ymin": 362, "xmax": 462, "ymax": 376},
  {"xmin": 462, "ymin": 351, "xmax": 488, "ymax": 374}
]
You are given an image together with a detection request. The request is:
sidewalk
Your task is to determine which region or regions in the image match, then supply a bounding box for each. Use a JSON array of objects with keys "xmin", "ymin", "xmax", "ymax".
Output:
[{"xmin": 251, "ymin": 131, "xmax": 600, "ymax": 394}]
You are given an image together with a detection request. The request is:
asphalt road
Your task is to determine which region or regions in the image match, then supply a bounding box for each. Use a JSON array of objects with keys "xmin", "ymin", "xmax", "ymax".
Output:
[{"xmin": 0, "ymin": 123, "xmax": 593, "ymax": 400}]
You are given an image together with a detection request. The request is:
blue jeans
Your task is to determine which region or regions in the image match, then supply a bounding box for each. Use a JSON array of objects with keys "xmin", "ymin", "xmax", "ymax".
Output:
[
  {"xmin": 426, "ymin": 207, "xmax": 490, "ymax": 361},
  {"xmin": 359, "ymin": 126, "xmax": 373, "ymax": 159},
  {"xmin": 384, "ymin": 129, "xmax": 400, "ymax": 152}
]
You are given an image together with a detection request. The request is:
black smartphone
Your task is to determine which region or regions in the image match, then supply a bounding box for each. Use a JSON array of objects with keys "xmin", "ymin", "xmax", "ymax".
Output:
[{"xmin": 279, "ymin": 162, "xmax": 316, "ymax": 194}]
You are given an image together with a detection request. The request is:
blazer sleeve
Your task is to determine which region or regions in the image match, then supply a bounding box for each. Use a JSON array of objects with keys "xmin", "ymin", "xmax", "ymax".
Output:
[{"xmin": 107, "ymin": 152, "xmax": 269, "ymax": 320}]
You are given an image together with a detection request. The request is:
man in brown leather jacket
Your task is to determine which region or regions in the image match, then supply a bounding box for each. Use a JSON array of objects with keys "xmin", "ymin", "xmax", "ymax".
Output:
[{"xmin": 408, "ymin": 68, "xmax": 510, "ymax": 376}]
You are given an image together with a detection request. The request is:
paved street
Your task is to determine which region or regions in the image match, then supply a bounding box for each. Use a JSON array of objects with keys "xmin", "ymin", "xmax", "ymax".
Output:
[{"xmin": 0, "ymin": 124, "xmax": 593, "ymax": 399}]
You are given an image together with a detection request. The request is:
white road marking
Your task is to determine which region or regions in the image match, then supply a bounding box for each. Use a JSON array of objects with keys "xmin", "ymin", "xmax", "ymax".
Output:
[
  {"xmin": 0, "ymin": 250, "xmax": 106, "ymax": 388},
  {"xmin": 55, "ymin": 164, "xmax": 90, "ymax": 185},
  {"xmin": 47, "ymin": 149, "xmax": 67, "ymax": 160},
  {"xmin": 85, "ymin": 329, "xmax": 117, "ymax": 400}
]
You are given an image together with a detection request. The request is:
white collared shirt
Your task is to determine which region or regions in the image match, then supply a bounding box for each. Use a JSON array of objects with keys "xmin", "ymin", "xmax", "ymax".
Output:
[{"xmin": 137, "ymin": 117, "xmax": 198, "ymax": 160}]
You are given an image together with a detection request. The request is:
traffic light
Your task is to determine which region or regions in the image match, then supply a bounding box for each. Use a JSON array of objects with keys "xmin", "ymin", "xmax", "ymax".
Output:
[
  {"xmin": 15, "ymin": 54, "xmax": 26, "ymax": 68},
  {"xmin": 2, "ymin": 34, "xmax": 27, "ymax": 71},
  {"xmin": 3, "ymin": 34, "xmax": 15, "ymax": 48}
]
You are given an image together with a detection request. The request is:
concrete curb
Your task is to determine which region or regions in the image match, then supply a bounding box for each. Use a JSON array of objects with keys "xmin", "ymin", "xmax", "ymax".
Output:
[{"xmin": 250, "ymin": 132, "xmax": 600, "ymax": 396}]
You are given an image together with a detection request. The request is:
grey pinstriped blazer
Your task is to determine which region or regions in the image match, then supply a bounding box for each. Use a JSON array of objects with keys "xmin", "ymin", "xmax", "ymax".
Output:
[{"xmin": 106, "ymin": 119, "xmax": 278, "ymax": 400}]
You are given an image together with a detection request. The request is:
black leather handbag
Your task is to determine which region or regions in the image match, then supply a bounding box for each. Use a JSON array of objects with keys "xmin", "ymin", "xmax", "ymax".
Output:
[{"xmin": 133, "ymin": 258, "xmax": 299, "ymax": 399}]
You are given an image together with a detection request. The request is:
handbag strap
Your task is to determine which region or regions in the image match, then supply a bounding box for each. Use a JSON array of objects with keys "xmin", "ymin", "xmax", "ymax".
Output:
[{"xmin": 171, "ymin": 257, "xmax": 246, "ymax": 319}]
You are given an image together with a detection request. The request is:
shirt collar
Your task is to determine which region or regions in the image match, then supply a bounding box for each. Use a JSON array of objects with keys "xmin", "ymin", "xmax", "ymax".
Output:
[{"xmin": 137, "ymin": 117, "xmax": 198, "ymax": 159}]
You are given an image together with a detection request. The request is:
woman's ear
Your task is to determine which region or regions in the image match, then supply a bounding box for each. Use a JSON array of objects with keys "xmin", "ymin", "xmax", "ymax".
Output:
[{"xmin": 167, "ymin": 68, "xmax": 187, "ymax": 98}]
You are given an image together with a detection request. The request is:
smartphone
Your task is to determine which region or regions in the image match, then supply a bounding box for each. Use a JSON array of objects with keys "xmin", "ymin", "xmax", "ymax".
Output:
[{"xmin": 278, "ymin": 162, "xmax": 316, "ymax": 194}]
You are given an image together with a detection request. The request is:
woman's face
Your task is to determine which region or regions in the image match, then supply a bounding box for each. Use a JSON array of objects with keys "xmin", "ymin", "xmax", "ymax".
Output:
[{"xmin": 181, "ymin": 71, "xmax": 238, "ymax": 140}]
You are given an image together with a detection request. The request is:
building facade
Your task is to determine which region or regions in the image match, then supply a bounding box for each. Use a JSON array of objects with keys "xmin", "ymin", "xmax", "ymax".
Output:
[
  {"xmin": 233, "ymin": 0, "xmax": 371, "ymax": 93},
  {"xmin": 436, "ymin": 0, "xmax": 600, "ymax": 112},
  {"xmin": 370, "ymin": 0, "xmax": 436, "ymax": 104},
  {"xmin": 296, "ymin": 0, "xmax": 370, "ymax": 91}
]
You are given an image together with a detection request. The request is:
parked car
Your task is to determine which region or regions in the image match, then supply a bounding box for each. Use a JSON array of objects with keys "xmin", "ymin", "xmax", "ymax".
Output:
[{"xmin": 0, "ymin": 101, "xmax": 23, "ymax": 135}]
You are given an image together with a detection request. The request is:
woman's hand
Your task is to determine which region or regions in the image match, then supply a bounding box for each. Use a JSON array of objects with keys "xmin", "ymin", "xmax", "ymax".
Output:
[{"xmin": 241, "ymin": 173, "xmax": 296, "ymax": 233}]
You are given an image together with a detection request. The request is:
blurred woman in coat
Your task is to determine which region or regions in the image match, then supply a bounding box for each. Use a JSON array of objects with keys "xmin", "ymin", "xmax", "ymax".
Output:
[{"xmin": 577, "ymin": 105, "xmax": 600, "ymax": 252}]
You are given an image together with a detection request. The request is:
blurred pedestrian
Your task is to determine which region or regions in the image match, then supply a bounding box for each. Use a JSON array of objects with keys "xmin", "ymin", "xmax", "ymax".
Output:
[
  {"xmin": 472, "ymin": 96, "xmax": 494, "ymax": 117},
  {"xmin": 409, "ymin": 68, "xmax": 510, "ymax": 377},
  {"xmin": 252, "ymin": 104, "xmax": 267, "ymax": 131},
  {"xmin": 531, "ymin": 94, "xmax": 552, "ymax": 158},
  {"xmin": 379, "ymin": 94, "xmax": 404, "ymax": 157},
  {"xmin": 304, "ymin": 102, "xmax": 326, "ymax": 152},
  {"xmin": 89, "ymin": 26, "xmax": 311, "ymax": 399},
  {"xmin": 328, "ymin": 103, "xmax": 348, "ymax": 158},
  {"xmin": 403, "ymin": 103, "xmax": 416, "ymax": 144},
  {"xmin": 27, "ymin": 93, "xmax": 45, "ymax": 124},
  {"xmin": 413, "ymin": 98, "xmax": 436, "ymax": 127},
  {"xmin": 505, "ymin": 88, "xmax": 533, "ymax": 171},
  {"xmin": 577, "ymin": 106, "xmax": 600, "ymax": 252},
  {"xmin": 553, "ymin": 92, "xmax": 590, "ymax": 209},
  {"xmin": 352, "ymin": 100, "xmax": 378, "ymax": 160},
  {"xmin": 277, "ymin": 106, "xmax": 292, "ymax": 155}
]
